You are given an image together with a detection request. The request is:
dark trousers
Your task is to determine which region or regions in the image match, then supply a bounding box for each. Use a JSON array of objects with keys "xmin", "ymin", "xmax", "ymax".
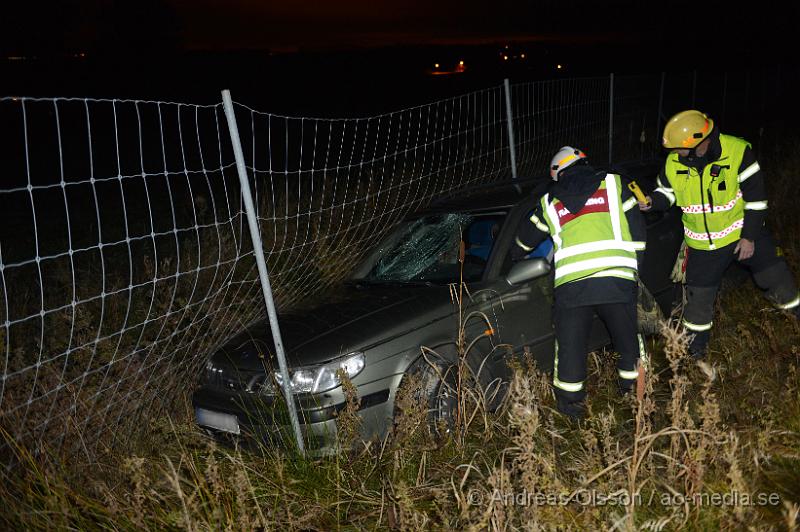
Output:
[
  {"xmin": 684, "ymin": 226, "xmax": 799, "ymax": 354},
  {"xmin": 553, "ymin": 297, "xmax": 644, "ymax": 414}
]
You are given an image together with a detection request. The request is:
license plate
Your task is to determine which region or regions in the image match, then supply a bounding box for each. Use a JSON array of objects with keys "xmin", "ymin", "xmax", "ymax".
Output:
[{"xmin": 195, "ymin": 407, "xmax": 240, "ymax": 435}]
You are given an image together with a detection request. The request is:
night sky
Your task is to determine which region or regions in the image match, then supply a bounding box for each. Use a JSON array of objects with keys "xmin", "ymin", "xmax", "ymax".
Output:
[
  {"xmin": 1, "ymin": 1, "xmax": 798, "ymax": 111},
  {"xmin": 3, "ymin": 1, "xmax": 795, "ymax": 56}
]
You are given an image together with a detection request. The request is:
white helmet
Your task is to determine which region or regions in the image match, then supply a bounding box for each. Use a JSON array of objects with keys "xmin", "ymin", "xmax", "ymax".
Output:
[{"xmin": 549, "ymin": 146, "xmax": 587, "ymax": 181}]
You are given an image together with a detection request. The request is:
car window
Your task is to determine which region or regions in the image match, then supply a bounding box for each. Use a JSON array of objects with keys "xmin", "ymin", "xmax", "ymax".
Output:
[
  {"xmin": 359, "ymin": 212, "xmax": 505, "ymax": 284},
  {"xmin": 500, "ymin": 208, "xmax": 554, "ymax": 276},
  {"xmin": 518, "ymin": 209, "xmax": 555, "ymax": 262}
]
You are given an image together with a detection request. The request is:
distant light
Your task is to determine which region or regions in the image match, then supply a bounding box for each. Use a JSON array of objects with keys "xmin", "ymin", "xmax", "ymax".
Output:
[
  {"xmin": 505, "ymin": 45, "xmax": 509, "ymax": 49},
  {"xmin": 521, "ymin": 53, "xmax": 526, "ymax": 59},
  {"xmin": 503, "ymin": 55, "xmax": 508, "ymax": 60},
  {"xmin": 434, "ymin": 63, "xmax": 439, "ymax": 68},
  {"xmin": 459, "ymin": 60, "xmax": 464, "ymax": 66},
  {"xmin": 557, "ymin": 64, "xmax": 562, "ymax": 69}
]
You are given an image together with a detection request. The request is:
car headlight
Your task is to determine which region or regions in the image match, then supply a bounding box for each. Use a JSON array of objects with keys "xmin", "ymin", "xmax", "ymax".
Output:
[
  {"xmin": 260, "ymin": 351, "xmax": 365, "ymax": 395},
  {"xmin": 205, "ymin": 360, "xmax": 222, "ymax": 382}
]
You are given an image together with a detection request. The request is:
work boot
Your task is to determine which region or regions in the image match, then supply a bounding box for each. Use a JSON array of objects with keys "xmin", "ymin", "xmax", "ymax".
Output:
[
  {"xmin": 557, "ymin": 396, "xmax": 586, "ymax": 421},
  {"xmin": 687, "ymin": 330, "xmax": 709, "ymax": 361},
  {"xmin": 617, "ymin": 378, "xmax": 635, "ymax": 397},
  {"xmin": 689, "ymin": 348, "xmax": 706, "ymax": 360}
]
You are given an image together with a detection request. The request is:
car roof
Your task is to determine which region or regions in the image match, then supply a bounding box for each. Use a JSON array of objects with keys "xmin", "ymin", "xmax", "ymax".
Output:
[
  {"xmin": 412, "ymin": 159, "xmax": 663, "ymax": 218},
  {"xmin": 418, "ymin": 176, "xmax": 547, "ymax": 216}
]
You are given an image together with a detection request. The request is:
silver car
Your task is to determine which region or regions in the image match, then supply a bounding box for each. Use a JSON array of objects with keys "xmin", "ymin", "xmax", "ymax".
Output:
[{"xmin": 193, "ymin": 166, "xmax": 683, "ymax": 453}]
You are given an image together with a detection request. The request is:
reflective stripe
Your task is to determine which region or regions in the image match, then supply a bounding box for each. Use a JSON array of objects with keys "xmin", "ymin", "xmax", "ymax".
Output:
[
  {"xmin": 618, "ymin": 369, "xmax": 639, "ymax": 380},
  {"xmin": 622, "ymin": 196, "xmax": 638, "ymax": 211},
  {"xmin": 681, "ymin": 191, "xmax": 742, "ymax": 214},
  {"xmin": 683, "ymin": 319, "xmax": 713, "ymax": 332},
  {"xmin": 606, "ymin": 175, "xmax": 623, "ymax": 241},
  {"xmin": 544, "ymin": 193, "xmax": 563, "ymax": 248},
  {"xmin": 654, "ymin": 187, "xmax": 676, "ymax": 206},
  {"xmin": 530, "ymin": 213, "xmax": 550, "ymax": 232},
  {"xmin": 554, "ymin": 257, "xmax": 639, "ymax": 279},
  {"xmin": 553, "ymin": 378, "xmax": 584, "ymax": 392},
  {"xmin": 683, "ymin": 219, "xmax": 743, "ymax": 241},
  {"xmin": 554, "ymin": 239, "xmax": 642, "ymax": 261},
  {"xmin": 515, "ymin": 236, "xmax": 534, "ymax": 252},
  {"xmin": 556, "ymin": 153, "xmax": 580, "ymax": 169},
  {"xmin": 587, "ymin": 269, "xmax": 636, "ymax": 280},
  {"xmin": 737, "ymin": 162, "xmax": 760, "ymax": 183},
  {"xmin": 553, "ymin": 341, "xmax": 583, "ymax": 392},
  {"xmin": 744, "ymin": 200, "xmax": 768, "ymax": 211},
  {"xmin": 777, "ymin": 295, "xmax": 800, "ymax": 310}
]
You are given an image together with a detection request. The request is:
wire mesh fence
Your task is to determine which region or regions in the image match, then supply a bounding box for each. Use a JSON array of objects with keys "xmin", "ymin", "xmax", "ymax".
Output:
[{"xmin": 0, "ymin": 67, "xmax": 783, "ymax": 462}]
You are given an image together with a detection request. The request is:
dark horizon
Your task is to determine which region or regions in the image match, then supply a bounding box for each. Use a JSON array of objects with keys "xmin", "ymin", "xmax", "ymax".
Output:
[
  {"xmin": 3, "ymin": 0, "xmax": 797, "ymax": 54},
  {"xmin": 3, "ymin": 44, "xmax": 796, "ymax": 117},
  {"xmin": 2, "ymin": 1, "xmax": 798, "ymax": 117}
]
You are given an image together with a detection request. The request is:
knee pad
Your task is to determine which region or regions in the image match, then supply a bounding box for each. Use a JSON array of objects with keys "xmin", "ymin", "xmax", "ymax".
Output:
[
  {"xmin": 752, "ymin": 261, "xmax": 799, "ymax": 305},
  {"xmin": 683, "ymin": 285, "xmax": 717, "ymax": 327}
]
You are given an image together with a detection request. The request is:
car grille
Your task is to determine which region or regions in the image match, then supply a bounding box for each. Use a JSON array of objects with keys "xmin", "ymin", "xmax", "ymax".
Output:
[{"xmin": 206, "ymin": 367, "xmax": 267, "ymax": 393}]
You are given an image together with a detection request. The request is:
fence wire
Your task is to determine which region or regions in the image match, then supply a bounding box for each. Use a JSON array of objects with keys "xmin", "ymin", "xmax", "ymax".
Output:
[{"xmin": 0, "ymin": 67, "xmax": 780, "ymax": 462}]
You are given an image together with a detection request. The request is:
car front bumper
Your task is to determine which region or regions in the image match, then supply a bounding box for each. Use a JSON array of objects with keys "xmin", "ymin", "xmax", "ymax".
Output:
[{"xmin": 192, "ymin": 375, "xmax": 400, "ymax": 455}]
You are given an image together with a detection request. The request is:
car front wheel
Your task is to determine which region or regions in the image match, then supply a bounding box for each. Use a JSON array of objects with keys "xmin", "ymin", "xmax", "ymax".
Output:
[{"xmin": 397, "ymin": 346, "xmax": 494, "ymax": 438}]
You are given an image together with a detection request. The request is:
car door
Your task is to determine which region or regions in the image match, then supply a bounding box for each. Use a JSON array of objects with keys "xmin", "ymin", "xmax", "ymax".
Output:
[
  {"xmin": 467, "ymin": 196, "xmax": 558, "ymax": 375},
  {"xmin": 610, "ymin": 162, "xmax": 684, "ymax": 315},
  {"xmin": 475, "ymin": 189, "xmax": 636, "ymax": 375}
]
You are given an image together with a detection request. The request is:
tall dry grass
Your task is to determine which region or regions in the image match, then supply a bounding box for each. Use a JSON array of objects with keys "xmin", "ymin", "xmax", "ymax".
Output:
[{"xmin": 1, "ymin": 134, "xmax": 799, "ymax": 531}]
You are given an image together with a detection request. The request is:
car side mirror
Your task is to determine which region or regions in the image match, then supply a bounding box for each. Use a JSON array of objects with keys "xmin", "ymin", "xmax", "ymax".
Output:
[{"xmin": 506, "ymin": 257, "xmax": 551, "ymax": 285}]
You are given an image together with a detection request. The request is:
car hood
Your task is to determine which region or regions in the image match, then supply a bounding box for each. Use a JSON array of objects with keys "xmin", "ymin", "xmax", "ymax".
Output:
[{"xmin": 211, "ymin": 283, "xmax": 456, "ymax": 371}]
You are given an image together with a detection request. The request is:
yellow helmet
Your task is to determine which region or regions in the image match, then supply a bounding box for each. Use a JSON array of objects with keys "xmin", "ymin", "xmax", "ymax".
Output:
[{"xmin": 662, "ymin": 110, "xmax": 714, "ymax": 149}]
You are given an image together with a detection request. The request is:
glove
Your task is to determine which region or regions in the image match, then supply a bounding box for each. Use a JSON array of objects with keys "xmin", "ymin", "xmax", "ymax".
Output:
[
  {"xmin": 670, "ymin": 241, "xmax": 688, "ymax": 284},
  {"xmin": 510, "ymin": 244, "xmax": 529, "ymax": 263}
]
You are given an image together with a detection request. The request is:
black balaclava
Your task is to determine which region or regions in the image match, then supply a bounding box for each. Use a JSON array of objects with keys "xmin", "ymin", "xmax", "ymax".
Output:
[{"xmin": 551, "ymin": 159, "xmax": 607, "ymax": 214}]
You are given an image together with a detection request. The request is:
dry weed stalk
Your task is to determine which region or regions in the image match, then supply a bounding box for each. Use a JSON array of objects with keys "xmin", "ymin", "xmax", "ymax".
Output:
[
  {"xmin": 723, "ymin": 432, "xmax": 750, "ymax": 525},
  {"xmin": 122, "ymin": 455, "xmax": 149, "ymax": 527},
  {"xmin": 784, "ymin": 501, "xmax": 800, "ymax": 532},
  {"xmin": 687, "ymin": 361, "xmax": 722, "ymax": 499},
  {"xmin": 661, "ymin": 317, "xmax": 694, "ymax": 484},
  {"xmin": 504, "ymin": 366, "xmax": 563, "ymax": 529},
  {"xmin": 335, "ymin": 369, "xmax": 363, "ymax": 454},
  {"xmin": 625, "ymin": 336, "xmax": 658, "ymax": 530},
  {"xmin": 391, "ymin": 372, "xmax": 427, "ymax": 449}
]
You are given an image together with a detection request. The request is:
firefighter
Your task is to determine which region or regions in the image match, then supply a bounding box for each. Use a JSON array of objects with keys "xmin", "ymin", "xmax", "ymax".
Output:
[
  {"xmin": 640, "ymin": 110, "xmax": 800, "ymax": 358},
  {"xmin": 512, "ymin": 146, "xmax": 648, "ymax": 419}
]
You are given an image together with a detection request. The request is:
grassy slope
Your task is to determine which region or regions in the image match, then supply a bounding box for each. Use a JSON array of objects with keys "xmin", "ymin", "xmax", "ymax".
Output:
[{"xmin": 2, "ymin": 137, "xmax": 799, "ymax": 531}]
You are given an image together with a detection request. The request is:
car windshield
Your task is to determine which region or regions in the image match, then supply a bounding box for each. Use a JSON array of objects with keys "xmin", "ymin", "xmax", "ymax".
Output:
[{"xmin": 356, "ymin": 212, "xmax": 505, "ymax": 284}]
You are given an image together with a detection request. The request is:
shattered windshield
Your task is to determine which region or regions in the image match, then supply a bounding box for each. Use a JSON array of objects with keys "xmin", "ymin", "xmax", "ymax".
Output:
[{"xmin": 358, "ymin": 213, "xmax": 505, "ymax": 284}]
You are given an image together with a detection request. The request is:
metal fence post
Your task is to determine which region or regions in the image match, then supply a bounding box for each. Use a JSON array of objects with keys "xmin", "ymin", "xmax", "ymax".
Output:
[
  {"xmin": 221, "ymin": 89, "xmax": 306, "ymax": 455},
  {"xmin": 721, "ymin": 71, "xmax": 728, "ymax": 126},
  {"xmin": 657, "ymin": 72, "xmax": 665, "ymax": 138},
  {"xmin": 608, "ymin": 73, "xmax": 614, "ymax": 165},
  {"xmin": 503, "ymin": 78, "xmax": 519, "ymax": 190}
]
